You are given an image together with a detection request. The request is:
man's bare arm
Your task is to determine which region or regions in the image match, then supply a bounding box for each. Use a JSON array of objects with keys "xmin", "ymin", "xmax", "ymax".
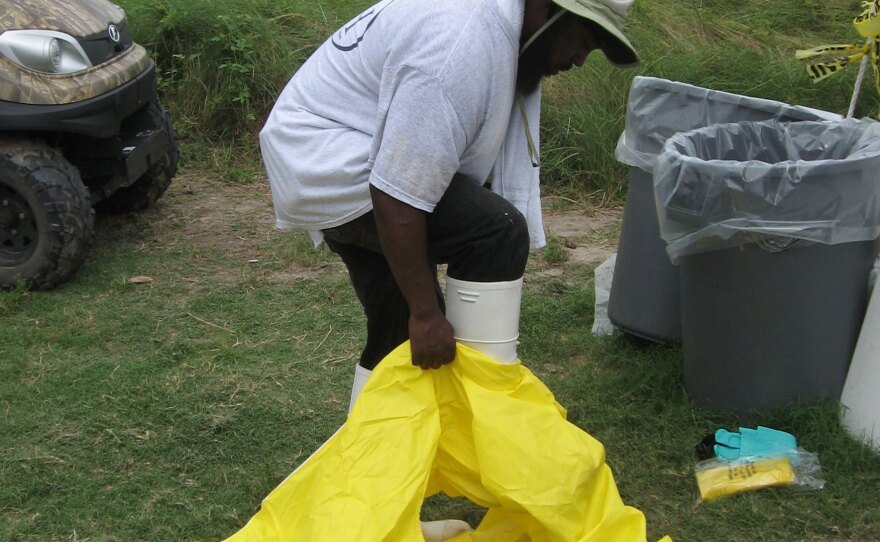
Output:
[{"xmin": 369, "ymin": 185, "xmax": 456, "ymax": 369}]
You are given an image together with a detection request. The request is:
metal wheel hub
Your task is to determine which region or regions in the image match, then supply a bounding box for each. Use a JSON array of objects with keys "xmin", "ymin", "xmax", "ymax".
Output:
[{"xmin": 0, "ymin": 183, "xmax": 38, "ymax": 263}]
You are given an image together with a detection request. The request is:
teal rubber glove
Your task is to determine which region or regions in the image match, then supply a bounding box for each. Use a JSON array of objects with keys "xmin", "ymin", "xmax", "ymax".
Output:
[{"xmin": 714, "ymin": 426, "xmax": 797, "ymax": 460}]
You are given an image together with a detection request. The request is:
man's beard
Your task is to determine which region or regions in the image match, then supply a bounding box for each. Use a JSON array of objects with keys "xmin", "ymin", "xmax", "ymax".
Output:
[
  {"xmin": 516, "ymin": 26, "xmax": 558, "ymax": 94},
  {"xmin": 516, "ymin": 62, "xmax": 543, "ymax": 94}
]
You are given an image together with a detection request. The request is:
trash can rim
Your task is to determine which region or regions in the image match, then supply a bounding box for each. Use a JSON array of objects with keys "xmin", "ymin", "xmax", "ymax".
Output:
[
  {"xmin": 630, "ymin": 76, "xmax": 807, "ymax": 113},
  {"xmin": 619, "ymin": 78, "xmax": 840, "ymax": 169},
  {"xmin": 659, "ymin": 119, "xmax": 880, "ymax": 176}
]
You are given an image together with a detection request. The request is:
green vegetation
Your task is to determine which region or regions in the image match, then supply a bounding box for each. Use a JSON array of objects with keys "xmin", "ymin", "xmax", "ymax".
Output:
[
  {"xmin": 3, "ymin": 0, "xmax": 880, "ymax": 540},
  {"xmin": 122, "ymin": 0, "xmax": 875, "ymax": 198},
  {"xmin": 540, "ymin": 0, "xmax": 870, "ymax": 199},
  {"xmin": 541, "ymin": 235, "xmax": 570, "ymax": 265},
  {"xmin": 3, "ymin": 209, "xmax": 879, "ymax": 539}
]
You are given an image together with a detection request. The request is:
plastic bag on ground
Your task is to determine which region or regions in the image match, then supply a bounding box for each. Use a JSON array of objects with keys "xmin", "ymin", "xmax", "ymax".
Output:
[
  {"xmin": 870, "ymin": 256, "xmax": 880, "ymax": 292},
  {"xmin": 592, "ymin": 253, "xmax": 617, "ymax": 336},
  {"xmin": 653, "ymin": 118, "xmax": 880, "ymax": 262},
  {"xmin": 222, "ymin": 342, "xmax": 672, "ymax": 542},
  {"xmin": 695, "ymin": 448, "xmax": 825, "ymax": 502}
]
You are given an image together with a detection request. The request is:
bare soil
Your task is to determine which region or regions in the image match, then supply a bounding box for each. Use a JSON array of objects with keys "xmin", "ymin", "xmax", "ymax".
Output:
[
  {"xmin": 540, "ymin": 204, "xmax": 620, "ymax": 267},
  {"xmin": 121, "ymin": 173, "xmax": 621, "ymax": 276}
]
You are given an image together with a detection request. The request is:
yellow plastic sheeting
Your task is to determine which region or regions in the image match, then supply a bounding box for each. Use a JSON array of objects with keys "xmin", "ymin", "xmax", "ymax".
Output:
[{"xmin": 223, "ymin": 342, "xmax": 671, "ymax": 542}]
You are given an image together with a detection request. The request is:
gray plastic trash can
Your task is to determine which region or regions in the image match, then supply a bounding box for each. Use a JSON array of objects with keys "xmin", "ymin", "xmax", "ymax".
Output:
[
  {"xmin": 610, "ymin": 77, "xmax": 838, "ymax": 344},
  {"xmin": 654, "ymin": 118, "xmax": 880, "ymax": 415}
]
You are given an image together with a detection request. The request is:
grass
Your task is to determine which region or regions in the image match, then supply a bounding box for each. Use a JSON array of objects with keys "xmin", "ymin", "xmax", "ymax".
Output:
[
  {"xmin": 1, "ymin": 200, "xmax": 357, "ymax": 541},
  {"xmin": 3, "ymin": 179, "xmax": 880, "ymax": 541},
  {"xmin": 116, "ymin": 0, "xmax": 880, "ymax": 200},
  {"xmin": 4, "ymin": 0, "xmax": 880, "ymax": 540},
  {"xmin": 538, "ymin": 0, "xmax": 875, "ymax": 199}
]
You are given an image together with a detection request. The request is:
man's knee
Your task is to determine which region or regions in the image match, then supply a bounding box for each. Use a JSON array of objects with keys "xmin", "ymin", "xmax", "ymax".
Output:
[
  {"xmin": 496, "ymin": 206, "xmax": 530, "ymax": 277},
  {"xmin": 428, "ymin": 176, "xmax": 531, "ymax": 280},
  {"xmin": 447, "ymin": 204, "xmax": 529, "ymax": 281}
]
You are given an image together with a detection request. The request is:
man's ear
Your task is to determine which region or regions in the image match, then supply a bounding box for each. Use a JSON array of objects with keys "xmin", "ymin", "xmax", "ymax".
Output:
[{"xmin": 522, "ymin": 0, "xmax": 555, "ymax": 44}]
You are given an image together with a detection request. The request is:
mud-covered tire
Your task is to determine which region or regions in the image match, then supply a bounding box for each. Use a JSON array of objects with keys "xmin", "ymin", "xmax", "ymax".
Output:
[
  {"xmin": 0, "ymin": 138, "xmax": 95, "ymax": 290},
  {"xmin": 95, "ymin": 100, "xmax": 179, "ymax": 213}
]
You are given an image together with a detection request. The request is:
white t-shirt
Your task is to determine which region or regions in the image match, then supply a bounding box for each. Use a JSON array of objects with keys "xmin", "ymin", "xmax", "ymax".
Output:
[{"xmin": 260, "ymin": 0, "xmax": 525, "ymax": 236}]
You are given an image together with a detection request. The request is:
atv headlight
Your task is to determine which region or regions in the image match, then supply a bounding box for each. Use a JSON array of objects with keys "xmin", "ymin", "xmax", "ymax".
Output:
[{"xmin": 0, "ymin": 30, "xmax": 92, "ymax": 74}]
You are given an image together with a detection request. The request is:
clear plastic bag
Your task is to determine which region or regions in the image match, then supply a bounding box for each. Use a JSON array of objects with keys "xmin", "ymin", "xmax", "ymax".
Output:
[
  {"xmin": 592, "ymin": 254, "xmax": 617, "ymax": 336},
  {"xmin": 614, "ymin": 76, "xmax": 839, "ymax": 174},
  {"xmin": 694, "ymin": 448, "xmax": 825, "ymax": 502},
  {"xmin": 654, "ymin": 118, "xmax": 880, "ymax": 262},
  {"xmin": 870, "ymin": 256, "xmax": 880, "ymax": 292}
]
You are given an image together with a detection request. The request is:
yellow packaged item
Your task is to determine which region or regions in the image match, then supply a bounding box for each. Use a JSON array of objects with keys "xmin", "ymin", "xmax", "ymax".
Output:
[
  {"xmin": 222, "ymin": 342, "xmax": 672, "ymax": 542},
  {"xmin": 695, "ymin": 456, "xmax": 796, "ymax": 502}
]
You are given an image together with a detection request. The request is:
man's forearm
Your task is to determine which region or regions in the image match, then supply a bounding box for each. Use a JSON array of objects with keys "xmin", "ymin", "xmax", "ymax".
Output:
[
  {"xmin": 370, "ymin": 185, "xmax": 439, "ymax": 316},
  {"xmin": 369, "ymin": 184, "xmax": 455, "ymax": 367}
]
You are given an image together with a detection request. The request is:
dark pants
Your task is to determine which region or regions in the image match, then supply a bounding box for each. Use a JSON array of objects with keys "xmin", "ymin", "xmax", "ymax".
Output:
[{"xmin": 322, "ymin": 175, "xmax": 530, "ymax": 370}]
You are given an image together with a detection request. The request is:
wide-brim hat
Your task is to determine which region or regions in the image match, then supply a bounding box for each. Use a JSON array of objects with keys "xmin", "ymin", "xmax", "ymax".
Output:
[{"xmin": 551, "ymin": 0, "xmax": 639, "ymax": 66}]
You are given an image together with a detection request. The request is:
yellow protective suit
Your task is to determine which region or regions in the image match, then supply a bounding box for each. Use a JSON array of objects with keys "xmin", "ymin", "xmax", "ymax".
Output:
[{"xmin": 223, "ymin": 342, "xmax": 672, "ymax": 542}]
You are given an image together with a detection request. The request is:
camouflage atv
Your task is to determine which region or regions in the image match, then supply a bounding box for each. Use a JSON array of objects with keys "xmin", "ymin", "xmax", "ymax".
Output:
[{"xmin": 0, "ymin": 0, "xmax": 178, "ymax": 290}]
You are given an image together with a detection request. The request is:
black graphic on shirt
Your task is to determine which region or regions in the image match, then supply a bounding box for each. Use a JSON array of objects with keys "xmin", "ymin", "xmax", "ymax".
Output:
[{"xmin": 331, "ymin": 0, "xmax": 395, "ymax": 52}]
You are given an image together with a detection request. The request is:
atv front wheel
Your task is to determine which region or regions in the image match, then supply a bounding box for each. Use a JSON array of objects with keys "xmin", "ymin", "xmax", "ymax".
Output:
[{"xmin": 0, "ymin": 139, "xmax": 95, "ymax": 290}]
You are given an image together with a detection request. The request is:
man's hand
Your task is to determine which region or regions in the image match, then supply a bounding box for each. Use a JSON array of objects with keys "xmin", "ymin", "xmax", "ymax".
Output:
[
  {"xmin": 370, "ymin": 185, "xmax": 456, "ymax": 370},
  {"xmin": 409, "ymin": 309, "xmax": 456, "ymax": 369}
]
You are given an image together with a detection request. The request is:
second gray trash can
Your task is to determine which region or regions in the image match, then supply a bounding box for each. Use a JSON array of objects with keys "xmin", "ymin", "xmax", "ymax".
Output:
[
  {"xmin": 655, "ymin": 118, "xmax": 880, "ymax": 415},
  {"xmin": 610, "ymin": 77, "xmax": 838, "ymax": 344}
]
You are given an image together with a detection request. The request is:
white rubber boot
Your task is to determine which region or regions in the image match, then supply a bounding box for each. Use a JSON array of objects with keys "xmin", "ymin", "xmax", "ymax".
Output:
[
  {"xmin": 421, "ymin": 519, "xmax": 473, "ymax": 541},
  {"xmin": 445, "ymin": 276, "xmax": 523, "ymax": 364},
  {"xmin": 348, "ymin": 364, "xmax": 372, "ymax": 415}
]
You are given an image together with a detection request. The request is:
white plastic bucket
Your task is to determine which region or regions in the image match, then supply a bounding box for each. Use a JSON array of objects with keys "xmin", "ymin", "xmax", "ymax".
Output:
[
  {"xmin": 445, "ymin": 276, "xmax": 522, "ymax": 364},
  {"xmin": 841, "ymin": 274, "xmax": 880, "ymax": 451}
]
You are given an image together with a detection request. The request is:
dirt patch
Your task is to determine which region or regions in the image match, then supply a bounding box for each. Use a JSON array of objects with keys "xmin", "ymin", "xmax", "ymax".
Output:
[
  {"xmin": 118, "ymin": 174, "xmax": 621, "ymax": 278},
  {"xmin": 157, "ymin": 172, "xmax": 276, "ymax": 260},
  {"xmin": 541, "ymin": 205, "xmax": 621, "ymax": 268}
]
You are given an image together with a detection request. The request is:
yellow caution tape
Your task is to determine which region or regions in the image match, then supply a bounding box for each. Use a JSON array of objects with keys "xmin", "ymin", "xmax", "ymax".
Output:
[
  {"xmin": 855, "ymin": 0, "xmax": 880, "ymax": 37},
  {"xmin": 795, "ymin": 44, "xmax": 868, "ymax": 82},
  {"xmin": 796, "ymin": 1, "xmax": 880, "ymax": 103}
]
